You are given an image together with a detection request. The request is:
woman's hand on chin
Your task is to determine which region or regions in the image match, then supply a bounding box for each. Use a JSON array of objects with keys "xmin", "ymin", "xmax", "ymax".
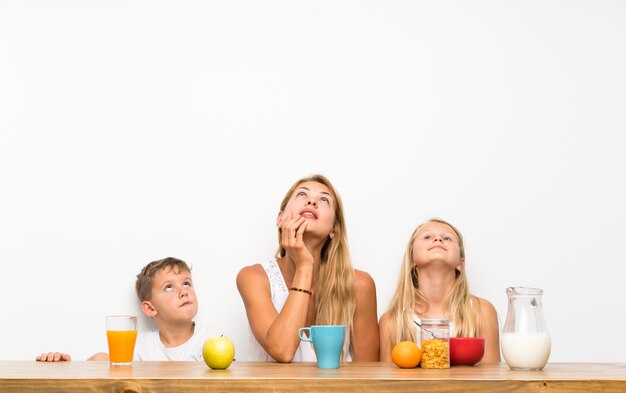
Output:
[{"xmin": 280, "ymin": 214, "xmax": 314, "ymax": 268}]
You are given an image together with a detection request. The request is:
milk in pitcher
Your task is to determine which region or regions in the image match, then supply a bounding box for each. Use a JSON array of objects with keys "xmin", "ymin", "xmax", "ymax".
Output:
[
  {"xmin": 501, "ymin": 287, "xmax": 551, "ymax": 370},
  {"xmin": 501, "ymin": 333, "xmax": 551, "ymax": 370}
]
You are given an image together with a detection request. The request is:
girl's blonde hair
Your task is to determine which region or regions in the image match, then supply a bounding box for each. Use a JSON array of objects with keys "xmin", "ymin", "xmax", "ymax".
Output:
[
  {"xmin": 276, "ymin": 174, "xmax": 355, "ymax": 353},
  {"xmin": 385, "ymin": 218, "xmax": 482, "ymax": 347}
]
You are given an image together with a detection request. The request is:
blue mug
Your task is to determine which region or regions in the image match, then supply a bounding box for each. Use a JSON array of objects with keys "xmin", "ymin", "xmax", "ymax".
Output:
[{"xmin": 298, "ymin": 325, "xmax": 346, "ymax": 369}]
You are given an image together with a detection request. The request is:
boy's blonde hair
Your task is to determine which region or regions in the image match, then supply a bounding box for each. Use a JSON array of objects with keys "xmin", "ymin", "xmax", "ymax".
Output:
[
  {"xmin": 385, "ymin": 218, "xmax": 482, "ymax": 348},
  {"xmin": 276, "ymin": 174, "xmax": 356, "ymax": 354},
  {"xmin": 135, "ymin": 257, "xmax": 192, "ymax": 302}
]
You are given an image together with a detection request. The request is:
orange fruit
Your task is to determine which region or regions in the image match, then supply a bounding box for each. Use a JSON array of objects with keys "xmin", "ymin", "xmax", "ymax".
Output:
[{"xmin": 391, "ymin": 341, "xmax": 422, "ymax": 368}]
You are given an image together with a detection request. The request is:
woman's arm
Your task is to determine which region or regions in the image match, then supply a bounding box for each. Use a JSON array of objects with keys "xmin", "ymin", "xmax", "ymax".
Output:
[
  {"xmin": 351, "ymin": 270, "xmax": 379, "ymax": 361},
  {"xmin": 236, "ymin": 263, "xmax": 312, "ymax": 362},
  {"xmin": 236, "ymin": 214, "xmax": 315, "ymax": 362},
  {"xmin": 477, "ymin": 297, "xmax": 501, "ymax": 362}
]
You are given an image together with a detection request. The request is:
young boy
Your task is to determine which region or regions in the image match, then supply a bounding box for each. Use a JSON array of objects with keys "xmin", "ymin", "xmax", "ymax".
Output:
[{"xmin": 37, "ymin": 257, "xmax": 221, "ymax": 361}]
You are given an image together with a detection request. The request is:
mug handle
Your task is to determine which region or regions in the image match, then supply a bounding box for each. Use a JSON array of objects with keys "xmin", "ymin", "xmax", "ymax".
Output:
[{"xmin": 298, "ymin": 327, "xmax": 312, "ymax": 342}]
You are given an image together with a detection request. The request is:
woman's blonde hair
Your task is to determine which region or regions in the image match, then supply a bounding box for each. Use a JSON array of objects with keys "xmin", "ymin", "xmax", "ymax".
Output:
[
  {"xmin": 385, "ymin": 218, "xmax": 481, "ymax": 347},
  {"xmin": 276, "ymin": 174, "xmax": 355, "ymax": 353}
]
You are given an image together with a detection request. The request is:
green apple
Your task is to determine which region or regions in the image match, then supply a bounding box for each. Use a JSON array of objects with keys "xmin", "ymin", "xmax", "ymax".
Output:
[{"xmin": 202, "ymin": 336, "xmax": 235, "ymax": 370}]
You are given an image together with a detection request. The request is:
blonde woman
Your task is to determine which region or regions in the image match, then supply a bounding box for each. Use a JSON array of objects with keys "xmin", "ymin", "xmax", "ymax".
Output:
[
  {"xmin": 237, "ymin": 175, "xmax": 379, "ymax": 362},
  {"xmin": 379, "ymin": 219, "xmax": 500, "ymax": 362}
]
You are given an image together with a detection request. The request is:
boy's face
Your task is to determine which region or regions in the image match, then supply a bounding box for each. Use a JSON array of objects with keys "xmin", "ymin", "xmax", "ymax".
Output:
[{"xmin": 144, "ymin": 266, "xmax": 198, "ymax": 324}]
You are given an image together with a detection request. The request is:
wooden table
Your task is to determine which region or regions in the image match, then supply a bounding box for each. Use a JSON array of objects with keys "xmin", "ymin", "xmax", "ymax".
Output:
[{"xmin": 1, "ymin": 361, "xmax": 625, "ymax": 393}]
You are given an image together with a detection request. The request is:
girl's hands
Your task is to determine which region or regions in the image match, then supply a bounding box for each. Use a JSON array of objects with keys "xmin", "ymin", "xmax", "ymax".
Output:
[{"xmin": 279, "ymin": 214, "xmax": 314, "ymax": 269}]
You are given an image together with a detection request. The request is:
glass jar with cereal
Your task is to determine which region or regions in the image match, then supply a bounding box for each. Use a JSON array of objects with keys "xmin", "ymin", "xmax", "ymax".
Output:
[{"xmin": 419, "ymin": 319, "xmax": 450, "ymax": 369}]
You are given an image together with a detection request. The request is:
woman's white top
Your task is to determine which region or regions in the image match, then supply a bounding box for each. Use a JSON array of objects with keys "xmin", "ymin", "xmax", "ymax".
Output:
[{"xmin": 247, "ymin": 259, "xmax": 352, "ymax": 362}]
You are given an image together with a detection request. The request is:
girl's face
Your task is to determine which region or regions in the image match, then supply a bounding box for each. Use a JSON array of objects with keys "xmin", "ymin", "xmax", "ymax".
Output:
[
  {"xmin": 411, "ymin": 221, "xmax": 464, "ymax": 272},
  {"xmin": 279, "ymin": 181, "xmax": 336, "ymax": 238}
]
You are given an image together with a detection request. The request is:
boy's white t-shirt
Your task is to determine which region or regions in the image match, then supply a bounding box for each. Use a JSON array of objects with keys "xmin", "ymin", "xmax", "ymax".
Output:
[{"xmin": 133, "ymin": 324, "xmax": 221, "ymax": 361}]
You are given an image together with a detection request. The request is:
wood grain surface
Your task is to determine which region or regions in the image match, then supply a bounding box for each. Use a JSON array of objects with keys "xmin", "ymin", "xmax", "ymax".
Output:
[{"xmin": 1, "ymin": 361, "xmax": 625, "ymax": 393}]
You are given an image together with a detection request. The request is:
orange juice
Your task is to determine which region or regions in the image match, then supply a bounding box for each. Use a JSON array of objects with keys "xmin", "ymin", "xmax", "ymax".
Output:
[{"xmin": 106, "ymin": 330, "xmax": 138, "ymax": 364}]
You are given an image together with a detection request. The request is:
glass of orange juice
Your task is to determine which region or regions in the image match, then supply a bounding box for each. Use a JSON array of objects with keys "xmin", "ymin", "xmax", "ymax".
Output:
[{"xmin": 105, "ymin": 315, "xmax": 138, "ymax": 366}]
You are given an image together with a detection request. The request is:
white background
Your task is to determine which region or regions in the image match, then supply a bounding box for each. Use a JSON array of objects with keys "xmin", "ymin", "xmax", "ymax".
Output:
[{"xmin": 1, "ymin": 1, "xmax": 625, "ymax": 362}]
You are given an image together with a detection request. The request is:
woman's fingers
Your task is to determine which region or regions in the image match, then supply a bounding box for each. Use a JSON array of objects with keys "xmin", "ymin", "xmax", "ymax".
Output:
[
  {"xmin": 281, "ymin": 214, "xmax": 306, "ymax": 248},
  {"xmin": 295, "ymin": 220, "xmax": 307, "ymax": 244},
  {"xmin": 280, "ymin": 214, "xmax": 294, "ymax": 246},
  {"xmin": 280, "ymin": 214, "xmax": 314, "ymax": 267}
]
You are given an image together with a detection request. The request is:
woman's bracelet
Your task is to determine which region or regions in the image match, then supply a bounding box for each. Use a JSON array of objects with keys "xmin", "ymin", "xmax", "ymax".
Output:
[{"xmin": 289, "ymin": 287, "xmax": 312, "ymax": 296}]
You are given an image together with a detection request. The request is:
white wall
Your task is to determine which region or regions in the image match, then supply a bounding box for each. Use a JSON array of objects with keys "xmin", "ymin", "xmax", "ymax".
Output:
[{"xmin": 1, "ymin": 1, "xmax": 625, "ymax": 362}]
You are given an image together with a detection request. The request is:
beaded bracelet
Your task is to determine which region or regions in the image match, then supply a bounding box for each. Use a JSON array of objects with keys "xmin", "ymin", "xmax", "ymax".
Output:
[{"xmin": 289, "ymin": 287, "xmax": 312, "ymax": 295}]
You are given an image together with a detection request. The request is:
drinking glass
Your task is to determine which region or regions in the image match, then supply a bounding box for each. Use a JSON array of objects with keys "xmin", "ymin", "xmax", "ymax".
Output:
[{"xmin": 105, "ymin": 315, "xmax": 138, "ymax": 366}]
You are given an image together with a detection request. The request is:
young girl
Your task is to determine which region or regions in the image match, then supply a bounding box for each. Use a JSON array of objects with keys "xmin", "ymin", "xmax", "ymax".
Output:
[
  {"xmin": 378, "ymin": 218, "xmax": 500, "ymax": 362},
  {"xmin": 237, "ymin": 174, "xmax": 379, "ymax": 362}
]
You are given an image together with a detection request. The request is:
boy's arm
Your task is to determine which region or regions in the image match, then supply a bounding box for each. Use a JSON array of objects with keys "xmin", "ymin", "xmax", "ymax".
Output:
[{"xmin": 87, "ymin": 352, "xmax": 109, "ymax": 361}]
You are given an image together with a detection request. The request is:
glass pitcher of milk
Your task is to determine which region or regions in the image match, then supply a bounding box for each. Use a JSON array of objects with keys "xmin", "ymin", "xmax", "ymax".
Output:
[{"xmin": 501, "ymin": 287, "xmax": 551, "ymax": 370}]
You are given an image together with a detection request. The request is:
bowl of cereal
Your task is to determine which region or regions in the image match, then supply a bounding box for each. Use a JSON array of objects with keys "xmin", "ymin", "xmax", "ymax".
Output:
[{"xmin": 449, "ymin": 337, "xmax": 485, "ymax": 366}]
